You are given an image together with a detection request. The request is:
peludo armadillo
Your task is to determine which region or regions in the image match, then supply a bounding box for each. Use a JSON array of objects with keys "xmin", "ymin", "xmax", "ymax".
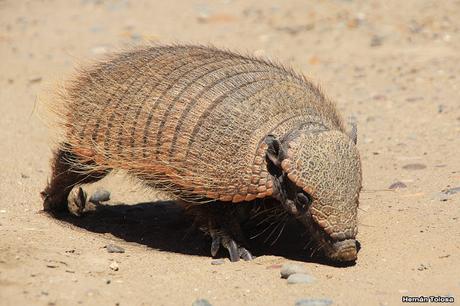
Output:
[{"xmin": 41, "ymin": 45, "xmax": 362, "ymax": 263}]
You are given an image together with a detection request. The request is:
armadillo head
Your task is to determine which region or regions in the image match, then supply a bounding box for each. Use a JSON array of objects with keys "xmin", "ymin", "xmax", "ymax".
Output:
[{"xmin": 266, "ymin": 129, "xmax": 362, "ymax": 263}]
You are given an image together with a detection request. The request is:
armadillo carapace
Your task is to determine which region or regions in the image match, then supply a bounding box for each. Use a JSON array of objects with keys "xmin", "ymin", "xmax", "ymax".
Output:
[{"xmin": 41, "ymin": 45, "xmax": 362, "ymax": 263}]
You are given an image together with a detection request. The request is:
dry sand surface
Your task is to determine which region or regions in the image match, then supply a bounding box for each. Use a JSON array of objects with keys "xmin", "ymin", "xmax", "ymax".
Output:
[{"xmin": 1, "ymin": 0, "xmax": 460, "ymax": 305}]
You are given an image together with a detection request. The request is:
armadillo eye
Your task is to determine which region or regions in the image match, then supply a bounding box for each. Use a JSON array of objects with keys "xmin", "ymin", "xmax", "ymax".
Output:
[{"xmin": 296, "ymin": 191, "xmax": 312, "ymax": 207}]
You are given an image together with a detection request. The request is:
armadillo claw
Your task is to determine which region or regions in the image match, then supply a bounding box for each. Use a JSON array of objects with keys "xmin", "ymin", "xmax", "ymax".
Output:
[
  {"xmin": 222, "ymin": 237, "xmax": 239, "ymax": 262},
  {"xmin": 210, "ymin": 234, "xmax": 254, "ymax": 262},
  {"xmin": 238, "ymin": 247, "xmax": 254, "ymax": 261},
  {"xmin": 211, "ymin": 236, "xmax": 221, "ymax": 257}
]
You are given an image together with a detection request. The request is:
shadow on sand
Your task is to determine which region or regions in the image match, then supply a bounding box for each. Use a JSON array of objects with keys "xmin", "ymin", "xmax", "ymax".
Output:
[{"xmin": 50, "ymin": 200, "xmax": 355, "ymax": 266}]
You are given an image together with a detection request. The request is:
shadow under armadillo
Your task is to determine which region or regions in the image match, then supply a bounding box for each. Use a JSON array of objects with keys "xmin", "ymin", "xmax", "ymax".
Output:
[{"xmin": 48, "ymin": 200, "xmax": 358, "ymax": 266}]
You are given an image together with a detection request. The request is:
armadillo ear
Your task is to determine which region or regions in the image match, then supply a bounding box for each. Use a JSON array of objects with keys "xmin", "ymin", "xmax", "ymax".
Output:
[
  {"xmin": 347, "ymin": 115, "xmax": 357, "ymax": 145},
  {"xmin": 265, "ymin": 135, "xmax": 285, "ymax": 167}
]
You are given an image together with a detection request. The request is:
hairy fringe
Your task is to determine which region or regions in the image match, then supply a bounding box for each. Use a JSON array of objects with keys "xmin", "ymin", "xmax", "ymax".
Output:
[{"xmin": 41, "ymin": 43, "xmax": 347, "ymax": 203}]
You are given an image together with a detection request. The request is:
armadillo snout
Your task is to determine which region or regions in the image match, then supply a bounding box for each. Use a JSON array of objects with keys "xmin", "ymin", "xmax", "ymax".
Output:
[{"xmin": 327, "ymin": 239, "xmax": 358, "ymax": 262}]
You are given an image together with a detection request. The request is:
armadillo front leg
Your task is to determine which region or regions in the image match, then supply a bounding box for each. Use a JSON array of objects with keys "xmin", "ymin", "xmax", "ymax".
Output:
[
  {"xmin": 181, "ymin": 201, "xmax": 254, "ymax": 262},
  {"xmin": 209, "ymin": 229, "xmax": 253, "ymax": 262}
]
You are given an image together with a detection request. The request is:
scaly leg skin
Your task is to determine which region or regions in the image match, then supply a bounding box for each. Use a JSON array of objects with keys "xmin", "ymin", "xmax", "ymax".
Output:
[
  {"xmin": 41, "ymin": 144, "xmax": 110, "ymax": 216},
  {"xmin": 182, "ymin": 201, "xmax": 254, "ymax": 262}
]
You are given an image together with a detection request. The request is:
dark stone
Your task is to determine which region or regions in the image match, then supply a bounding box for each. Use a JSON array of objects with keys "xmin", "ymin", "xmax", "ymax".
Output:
[
  {"xmin": 389, "ymin": 181, "xmax": 407, "ymax": 189},
  {"xmin": 402, "ymin": 163, "xmax": 426, "ymax": 170}
]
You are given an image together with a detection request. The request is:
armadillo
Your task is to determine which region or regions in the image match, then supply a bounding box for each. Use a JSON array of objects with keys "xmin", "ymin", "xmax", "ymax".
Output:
[{"xmin": 41, "ymin": 45, "xmax": 362, "ymax": 263}]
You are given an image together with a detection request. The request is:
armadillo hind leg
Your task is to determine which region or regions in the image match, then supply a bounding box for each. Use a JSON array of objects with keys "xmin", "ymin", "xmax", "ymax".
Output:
[
  {"xmin": 41, "ymin": 143, "xmax": 110, "ymax": 214},
  {"xmin": 180, "ymin": 201, "xmax": 254, "ymax": 262}
]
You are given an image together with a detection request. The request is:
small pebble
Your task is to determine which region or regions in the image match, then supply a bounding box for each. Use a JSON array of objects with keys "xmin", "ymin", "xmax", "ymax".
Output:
[
  {"xmin": 89, "ymin": 189, "xmax": 110, "ymax": 203},
  {"xmin": 436, "ymin": 186, "xmax": 460, "ymax": 202},
  {"xmin": 105, "ymin": 244, "xmax": 125, "ymax": 253},
  {"xmin": 370, "ymin": 35, "xmax": 383, "ymax": 47},
  {"xmin": 109, "ymin": 261, "xmax": 119, "ymax": 271},
  {"xmin": 287, "ymin": 273, "xmax": 314, "ymax": 284},
  {"xmin": 402, "ymin": 163, "xmax": 426, "ymax": 170},
  {"xmin": 46, "ymin": 264, "xmax": 58, "ymax": 268},
  {"xmin": 296, "ymin": 299, "xmax": 333, "ymax": 306},
  {"xmin": 28, "ymin": 76, "xmax": 42, "ymax": 84},
  {"xmin": 130, "ymin": 33, "xmax": 142, "ymax": 42},
  {"xmin": 266, "ymin": 264, "xmax": 283, "ymax": 269},
  {"xmin": 388, "ymin": 181, "xmax": 407, "ymax": 189},
  {"xmin": 192, "ymin": 299, "xmax": 212, "ymax": 306},
  {"xmin": 406, "ymin": 96, "xmax": 423, "ymax": 102},
  {"xmin": 91, "ymin": 46, "xmax": 108, "ymax": 55},
  {"xmin": 417, "ymin": 264, "xmax": 428, "ymax": 271},
  {"xmin": 280, "ymin": 264, "xmax": 307, "ymax": 278},
  {"xmin": 275, "ymin": 24, "xmax": 314, "ymax": 35},
  {"xmin": 443, "ymin": 186, "xmax": 460, "ymax": 195},
  {"xmin": 89, "ymin": 25, "xmax": 104, "ymax": 33},
  {"xmin": 437, "ymin": 193, "xmax": 450, "ymax": 202},
  {"xmin": 211, "ymin": 259, "xmax": 225, "ymax": 265},
  {"xmin": 21, "ymin": 173, "xmax": 29, "ymax": 179}
]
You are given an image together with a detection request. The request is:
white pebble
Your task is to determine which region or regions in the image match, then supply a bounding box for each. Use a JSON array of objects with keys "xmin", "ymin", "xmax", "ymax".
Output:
[
  {"xmin": 280, "ymin": 263, "xmax": 307, "ymax": 278},
  {"xmin": 109, "ymin": 261, "xmax": 119, "ymax": 271},
  {"xmin": 287, "ymin": 273, "xmax": 314, "ymax": 284}
]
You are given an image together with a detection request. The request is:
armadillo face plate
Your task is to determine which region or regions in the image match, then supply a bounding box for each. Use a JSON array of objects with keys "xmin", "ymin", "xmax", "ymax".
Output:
[{"xmin": 279, "ymin": 131, "xmax": 362, "ymax": 263}]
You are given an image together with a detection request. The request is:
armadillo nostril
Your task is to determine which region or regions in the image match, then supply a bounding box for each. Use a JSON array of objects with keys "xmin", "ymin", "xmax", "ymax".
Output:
[{"xmin": 330, "ymin": 239, "xmax": 358, "ymax": 262}]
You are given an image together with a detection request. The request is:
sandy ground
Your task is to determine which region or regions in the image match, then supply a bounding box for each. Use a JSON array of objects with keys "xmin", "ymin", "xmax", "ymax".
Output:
[{"xmin": 1, "ymin": 0, "xmax": 460, "ymax": 305}]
